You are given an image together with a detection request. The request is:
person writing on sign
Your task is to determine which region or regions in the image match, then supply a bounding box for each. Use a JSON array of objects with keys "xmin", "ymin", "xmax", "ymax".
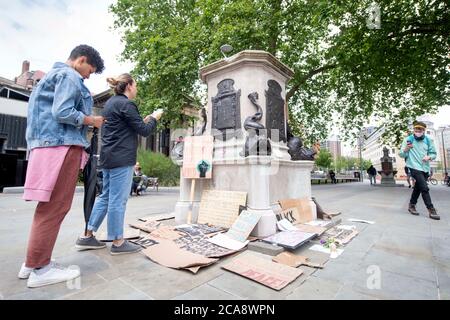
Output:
[{"xmin": 76, "ymin": 73, "xmax": 163, "ymax": 254}]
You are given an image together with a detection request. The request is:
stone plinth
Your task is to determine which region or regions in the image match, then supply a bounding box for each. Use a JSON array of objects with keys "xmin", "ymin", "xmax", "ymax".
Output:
[{"xmin": 174, "ymin": 50, "xmax": 315, "ymax": 237}]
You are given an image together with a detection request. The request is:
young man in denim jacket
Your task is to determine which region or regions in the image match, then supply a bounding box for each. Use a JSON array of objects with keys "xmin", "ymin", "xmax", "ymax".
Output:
[{"xmin": 19, "ymin": 45, "xmax": 105, "ymax": 288}]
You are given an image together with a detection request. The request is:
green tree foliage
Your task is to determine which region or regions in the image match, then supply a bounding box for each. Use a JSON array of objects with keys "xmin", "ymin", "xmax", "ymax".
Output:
[
  {"xmin": 332, "ymin": 156, "xmax": 372, "ymax": 172},
  {"xmin": 315, "ymin": 149, "xmax": 333, "ymax": 169},
  {"xmin": 111, "ymin": 0, "xmax": 449, "ymax": 143},
  {"xmin": 137, "ymin": 149, "xmax": 180, "ymax": 186}
]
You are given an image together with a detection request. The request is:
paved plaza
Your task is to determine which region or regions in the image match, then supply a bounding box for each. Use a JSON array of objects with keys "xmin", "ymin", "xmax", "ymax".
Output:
[{"xmin": 0, "ymin": 182, "xmax": 449, "ymax": 300}]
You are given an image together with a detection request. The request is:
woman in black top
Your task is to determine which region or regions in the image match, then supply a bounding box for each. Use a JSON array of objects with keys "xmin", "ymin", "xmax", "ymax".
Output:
[{"xmin": 76, "ymin": 73, "xmax": 163, "ymax": 255}]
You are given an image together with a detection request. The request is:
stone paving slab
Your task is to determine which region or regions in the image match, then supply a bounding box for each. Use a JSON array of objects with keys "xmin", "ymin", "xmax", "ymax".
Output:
[{"xmin": 1, "ymin": 182, "xmax": 450, "ymax": 299}]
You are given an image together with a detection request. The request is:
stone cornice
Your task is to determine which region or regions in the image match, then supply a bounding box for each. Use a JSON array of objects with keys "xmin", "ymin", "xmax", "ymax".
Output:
[{"xmin": 199, "ymin": 50, "xmax": 294, "ymax": 83}]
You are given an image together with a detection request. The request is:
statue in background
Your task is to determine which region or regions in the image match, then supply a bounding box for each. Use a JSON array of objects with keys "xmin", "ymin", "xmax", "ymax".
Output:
[{"xmin": 286, "ymin": 125, "xmax": 320, "ymax": 161}]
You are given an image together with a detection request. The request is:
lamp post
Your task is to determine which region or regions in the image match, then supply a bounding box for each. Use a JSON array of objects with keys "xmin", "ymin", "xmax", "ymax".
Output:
[
  {"xmin": 220, "ymin": 44, "xmax": 233, "ymax": 58},
  {"xmin": 442, "ymin": 127, "xmax": 448, "ymax": 174},
  {"xmin": 358, "ymin": 129, "xmax": 365, "ymax": 182}
]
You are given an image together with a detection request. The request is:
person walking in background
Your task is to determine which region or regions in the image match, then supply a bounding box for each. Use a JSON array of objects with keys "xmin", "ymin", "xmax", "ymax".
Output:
[
  {"xmin": 404, "ymin": 165, "xmax": 415, "ymax": 188},
  {"xmin": 367, "ymin": 165, "xmax": 377, "ymax": 185},
  {"xmin": 76, "ymin": 73, "xmax": 163, "ymax": 254},
  {"xmin": 20, "ymin": 45, "xmax": 105, "ymax": 288},
  {"xmin": 328, "ymin": 169, "xmax": 337, "ymax": 184},
  {"xmin": 130, "ymin": 163, "xmax": 143, "ymax": 196},
  {"xmin": 399, "ymin": 121, "xmax": 439, "ymax": 220}
]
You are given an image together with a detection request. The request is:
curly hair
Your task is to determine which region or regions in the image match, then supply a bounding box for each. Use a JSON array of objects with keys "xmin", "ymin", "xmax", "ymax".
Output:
[{"xmin": 68, "ymin": 44, "xmax": 105, "ymax": 74}]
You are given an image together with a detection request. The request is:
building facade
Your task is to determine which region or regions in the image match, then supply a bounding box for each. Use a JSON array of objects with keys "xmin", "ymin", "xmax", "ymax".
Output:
[{"xmin": 320, "ymin": 138, "xmax": 342, "ymax": 158}]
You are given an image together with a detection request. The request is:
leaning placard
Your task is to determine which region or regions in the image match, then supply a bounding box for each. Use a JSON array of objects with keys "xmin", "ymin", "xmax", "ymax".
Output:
[
  {"xmin": 197, "ymin": 190, "xmax": 247, "ymax": 228},
  {"xmin": 182, "ymin": 135, "xmax": 214, "ymax": 179},
  {"xmin": 222, "ymin": 252, "xmax": 303, "ymax": 291}
]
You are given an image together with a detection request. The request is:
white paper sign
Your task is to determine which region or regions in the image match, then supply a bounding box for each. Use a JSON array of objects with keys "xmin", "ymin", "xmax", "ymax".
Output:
[{"xmin": 208, "ymin": 233, "xmax": 249, "ymax": 251}]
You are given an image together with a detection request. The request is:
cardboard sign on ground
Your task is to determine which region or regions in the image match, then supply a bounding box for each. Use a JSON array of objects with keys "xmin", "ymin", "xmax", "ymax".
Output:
[
  {"xmin": 208, "ymin": 233, "xmax": 250, "ymax": 251},
  {"xmin": 278, "ymin": 198, "xmax": 315, "ymax": 224},
  {"xmin": 272, "ymin": 252, "xmax": 324, "ymax": 269},
  {"xmin": 138, "ymin": 213, "xmax": 175, "ymax": 222},
  {"xmin": 222, "ymin": 253, "xmax": 303, "ymax": 291},
  {"xmin": 129, "ymin": 221, "xmax": 161, "ymax": 233},
  {"xmin": 295, "ymin": 223, "xmax": 326, "ymax": 236},
  {"xmin": 262, "ymin": 231, "xmax": 316, "ymax": 250},
  {"xmin": 197, "ymin": 190, "xmax": 247, "ymax": 228},
  {"xmin": 175, "ymin": 224, "xmax": 225, "ymax": 237},
  {"xmin": 318, "ymin": 225, "xmax": 359, "ymax": 246},
  {"xmin": 150, "ymin": 225, "xmax": 184, "ymax": 240},
  {"xmin": 276, "ymin": 219, "xmax": 299, "ymax": 231},
  {"xmin": 174, "ymin": 234, "xmax": 237, "ymax": 258},
  {"xmin": 182, "ymin": 135, "xmax": 214, "ymax": 179},
  {"xmin": 97, "ymin": 228, "xmax": 141, "ymax": 242},
  {"xmin": 225, "ymin": 210, "xmax": 262, "ymax": 243},
  {"xmin": 143, "ymin": 240, "xmax": 218, "ymax": 274},
  {"xmin": 130, "ymin": 235, "xmax": 160, "ymax": 248}
]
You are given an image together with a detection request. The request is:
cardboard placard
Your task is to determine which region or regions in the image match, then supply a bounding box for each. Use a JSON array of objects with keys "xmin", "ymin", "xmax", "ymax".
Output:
[
  {"xmin": 318, "ymin": 225, "xmax": 359, "ymax": 246},
  {"xmin": 129, "ymin": 221, "xmax": 161, "ymax": 233},
  {"xmin": 262, "ymin": 231, "xmax": 316, "ymax": 250},
  {"xmin": 175, "ymin": 224, "xmax": 225, "ymax": 237},
  {"xmin": 150, "ymin": 226, "xmax": 184, "ymax": 240},
  {"xmin": 142, "ymin": 240, "xmax": 218, "ymax": 274},
  {"xmin": 272, "ymin": 252, "xmax": 324, "ymax": 269},
  {"xmin": 182, "ymin": 135, "xmax": 214, "ymax": 179},
  {"xmin": 225, "ymin": 210, "xmax": 262, "ymax": 243},
  {"xmin": 222, "ymin": 253, "xmax": 303, "ymax": 291},
  {"xmin": 295, "ymin": 223, "xmax": 326, "ymax": 236},
  {"xmin": 197, "ymin": 190, "xmax": 247, "ymax": 228},
  {"xmin": 208, "ymin": 233, "xmax": 250, "ymax": 251},
  {"xmin": 130, "ymin": 235, "xmax": 160, "ymax": 248},
  {"xmin": 138, "ymin": 213, "xmax": 175, "ymax": 222},
  {"xmin": 278, "ymin": 198, "xmax": 315, "ymax": 224},
  {"xmin": 174, "ymin": 234, "xmax": 236, "ymax": 258}
]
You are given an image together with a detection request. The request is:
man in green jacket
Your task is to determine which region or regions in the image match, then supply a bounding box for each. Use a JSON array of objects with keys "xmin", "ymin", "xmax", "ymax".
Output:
[{"xmin": 399, "ymin": 121, "xmax": 439, "ymax": 220}]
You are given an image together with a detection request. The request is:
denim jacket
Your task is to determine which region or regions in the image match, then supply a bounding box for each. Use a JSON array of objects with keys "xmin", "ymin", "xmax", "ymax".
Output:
[{"xmin": 26, "ymin": 62, "xmax": 93, "ymax": 150}]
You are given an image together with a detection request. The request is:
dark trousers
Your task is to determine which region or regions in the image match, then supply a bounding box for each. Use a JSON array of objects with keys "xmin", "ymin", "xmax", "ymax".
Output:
[{"xmin": 409, "ymin": 168, "xmax": 434, "ymax": 209}]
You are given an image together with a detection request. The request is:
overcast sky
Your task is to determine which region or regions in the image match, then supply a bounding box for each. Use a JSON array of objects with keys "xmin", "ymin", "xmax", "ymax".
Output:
[
  {"xmin": 0, "ymin": 0, "xmax": 133, "ymax": 94},
  {"xmin": 1, "ymin": 0, "xmax": 449, "ymax": 135}
]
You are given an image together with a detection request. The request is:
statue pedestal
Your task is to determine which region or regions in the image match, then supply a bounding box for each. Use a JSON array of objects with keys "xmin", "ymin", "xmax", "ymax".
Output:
[
  {"xmin": 174, "ymin": 157, "xmax": 315, "ymax": 237},
  {"xmin": 375, "ymin": 171, "xmax": 404, "ymax": 187},
  {"xmin": 173, "ymin": 50, "xmax": 315, "ymax": 237}
]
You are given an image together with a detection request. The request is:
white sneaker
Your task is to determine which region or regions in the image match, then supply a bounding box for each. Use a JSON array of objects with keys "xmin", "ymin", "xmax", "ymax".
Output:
[
  {"xmin": 18, "ymin": 259, "xmax": 55, "ymax": 279},
  {"xmin": 27, "ymin": 262, "xmax": 80, "ymax": 288}
]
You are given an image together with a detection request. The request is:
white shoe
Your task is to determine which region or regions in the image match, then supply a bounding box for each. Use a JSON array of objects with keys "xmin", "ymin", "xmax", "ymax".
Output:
[
  {"xmin": 27, "ymin": 262, "xmax": 80, "ymax": 288},
  {"xmin": 18, "ymin": 259, "xmax": 55, "ymax": 279}
]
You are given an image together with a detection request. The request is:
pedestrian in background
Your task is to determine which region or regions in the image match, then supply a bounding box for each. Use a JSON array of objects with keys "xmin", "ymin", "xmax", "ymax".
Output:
[
  {"xmin": 367, "ymin": 165, "xmax": 377, "ymax": 185},
  {"xmin": 399, "ymin": 121, "xmax": 439, "ymax": 220}
]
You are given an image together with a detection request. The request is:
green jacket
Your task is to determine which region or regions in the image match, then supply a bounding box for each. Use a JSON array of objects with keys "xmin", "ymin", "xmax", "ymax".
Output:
[{"xmin": 399, "ymin": 135, "xmax": 436, "ymax": 173}]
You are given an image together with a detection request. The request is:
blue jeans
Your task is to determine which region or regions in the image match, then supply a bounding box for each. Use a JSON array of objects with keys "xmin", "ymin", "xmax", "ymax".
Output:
[{"xmin": 87, "ymin": 166, "xmax": 133, "ymax": 240}]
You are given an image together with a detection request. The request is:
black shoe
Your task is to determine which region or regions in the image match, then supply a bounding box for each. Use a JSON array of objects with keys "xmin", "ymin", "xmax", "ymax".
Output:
[
  {"xmin": 428, "ymin": 208, "xmax": 440, "ymax": 220},
  {"xmin": 408, "ymin": 204, "xmax": 419, "ymax": 216}
]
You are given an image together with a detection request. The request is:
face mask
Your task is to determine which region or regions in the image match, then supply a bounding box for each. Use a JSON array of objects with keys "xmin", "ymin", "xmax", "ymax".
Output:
[{"xmin": 414, "ymin": 132, "xmax": 424, "ymax": 140}]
